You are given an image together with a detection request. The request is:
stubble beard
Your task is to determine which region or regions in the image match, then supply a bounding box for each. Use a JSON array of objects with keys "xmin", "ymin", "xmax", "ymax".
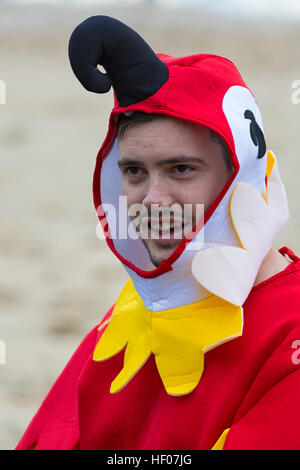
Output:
[{"xmin": 141, "ymin": 238, "xmax": 181, "ymax": 268}]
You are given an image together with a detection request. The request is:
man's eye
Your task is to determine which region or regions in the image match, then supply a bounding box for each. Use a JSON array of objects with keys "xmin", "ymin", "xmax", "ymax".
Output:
[
  {"xmin": 173, "ymin": 165, "xmax": 193, "ymax": 174},
  {"xmin": 125, "ymin": 167, "xmax": 142, "ymax": 175}
]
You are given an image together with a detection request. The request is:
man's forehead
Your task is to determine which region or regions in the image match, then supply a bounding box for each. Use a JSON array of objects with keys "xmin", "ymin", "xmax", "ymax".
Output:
[{"xmin": 117, "ymin": 127, "xmax": 214, "ymax": 164}]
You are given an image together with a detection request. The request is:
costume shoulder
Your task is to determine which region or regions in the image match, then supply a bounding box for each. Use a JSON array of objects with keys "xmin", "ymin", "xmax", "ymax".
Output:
[
  {"xmin": 223, "ymin": 365, "xmax": 300, "ymax": 449},
  {"xmin": 15, "ymin": 306, "xmax": 114, "ymax": 450},
  {"xmin": 223, "ymin": 255, "xmax": 300, "ymax": 449}
]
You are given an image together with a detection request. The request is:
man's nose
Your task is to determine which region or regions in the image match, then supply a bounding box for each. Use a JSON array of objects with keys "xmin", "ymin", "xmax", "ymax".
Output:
[{"xmin": 142, "ymin": 175, "xmax": 174, "ymax": 208}]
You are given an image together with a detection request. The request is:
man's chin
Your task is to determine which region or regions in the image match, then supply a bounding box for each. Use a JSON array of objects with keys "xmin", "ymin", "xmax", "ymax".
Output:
[{"xmin": 144, "ymin": 239, "xmax": 182, "ymax": 268}]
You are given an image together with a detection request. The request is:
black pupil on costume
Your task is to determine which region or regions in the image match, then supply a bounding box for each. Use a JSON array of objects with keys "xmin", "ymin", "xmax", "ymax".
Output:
[{"xmin": 244, "ymin": 109, "xmax": 266, "ymax": 159}]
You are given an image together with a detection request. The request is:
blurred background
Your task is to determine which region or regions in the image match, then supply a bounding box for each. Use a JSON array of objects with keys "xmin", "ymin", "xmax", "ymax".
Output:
[{"xmin": 1, "ymin": 0, "xmax": 300, "ymax": 450}]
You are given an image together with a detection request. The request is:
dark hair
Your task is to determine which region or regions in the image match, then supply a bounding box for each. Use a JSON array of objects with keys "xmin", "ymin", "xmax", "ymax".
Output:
[{"xmin": 116, "ymin": 111, "xmax": 233, "ymax": 172}]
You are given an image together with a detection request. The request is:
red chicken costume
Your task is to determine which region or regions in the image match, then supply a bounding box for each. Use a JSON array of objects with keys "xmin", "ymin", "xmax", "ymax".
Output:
[{"xmin": 16, "ymin": 16, "xmax": 300, "ymax": 450}]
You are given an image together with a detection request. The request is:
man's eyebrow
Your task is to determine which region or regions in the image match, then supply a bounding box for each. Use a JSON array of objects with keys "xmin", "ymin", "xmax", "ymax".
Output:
[
  {"xmin": 118, "ymin": 156, "xmax": 207, "ymax": 168},
  {"xmin": 118, "ymin": 159, "xmax": 144, "ymax": 168}
]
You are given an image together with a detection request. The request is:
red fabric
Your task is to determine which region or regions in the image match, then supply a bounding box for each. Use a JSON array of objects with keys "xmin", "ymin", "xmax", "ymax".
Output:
[{"xmin": 16, "ymin": 250, "xmax": 300, "ymax": 450}]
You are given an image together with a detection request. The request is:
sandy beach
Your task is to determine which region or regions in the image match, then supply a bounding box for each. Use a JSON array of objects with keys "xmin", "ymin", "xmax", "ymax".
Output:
[{"xmin": 1, "ymin": 2, "xmax": 300, "ymax": 449}]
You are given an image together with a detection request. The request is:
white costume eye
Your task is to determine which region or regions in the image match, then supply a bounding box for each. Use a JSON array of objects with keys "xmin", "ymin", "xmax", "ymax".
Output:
[{"xmin": 222, "ymin": 85, "xmax": 267, "ymax": 195}]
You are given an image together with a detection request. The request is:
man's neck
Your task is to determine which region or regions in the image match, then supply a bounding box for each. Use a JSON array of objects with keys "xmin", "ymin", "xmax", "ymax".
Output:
[{"xmin": 254, "ymin": 246, "xmax": 291, "ymax": 287}]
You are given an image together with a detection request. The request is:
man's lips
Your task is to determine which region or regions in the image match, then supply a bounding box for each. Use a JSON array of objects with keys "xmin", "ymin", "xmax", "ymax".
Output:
[
  {"xmin": 147, "ymin": 221, "xmax": 185, "ymax": 241},
  {"xmin": 134, "ymin": 214, "xmax": 195, "ymax": 243},
  {"xmin": 141, "ymin": 216, "xmax": 184, "ymax": 232}
]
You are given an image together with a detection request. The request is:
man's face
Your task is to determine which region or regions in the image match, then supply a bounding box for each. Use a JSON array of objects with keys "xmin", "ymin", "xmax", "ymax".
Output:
[{"xmin": 118, "ymin": 116, "xmax": 233, "ymax": 268}]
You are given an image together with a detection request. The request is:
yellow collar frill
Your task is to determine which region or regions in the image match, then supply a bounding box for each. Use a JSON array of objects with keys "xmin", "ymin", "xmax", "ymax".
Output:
[{"xmin": 93, "ymin": 279, "xmax": 243, "ymax": 396}]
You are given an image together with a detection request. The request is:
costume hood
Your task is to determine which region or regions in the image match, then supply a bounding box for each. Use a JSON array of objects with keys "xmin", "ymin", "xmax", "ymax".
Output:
[{"xmin": 68, "ymin": 16, "xmax": 289, "ymax": 395}]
